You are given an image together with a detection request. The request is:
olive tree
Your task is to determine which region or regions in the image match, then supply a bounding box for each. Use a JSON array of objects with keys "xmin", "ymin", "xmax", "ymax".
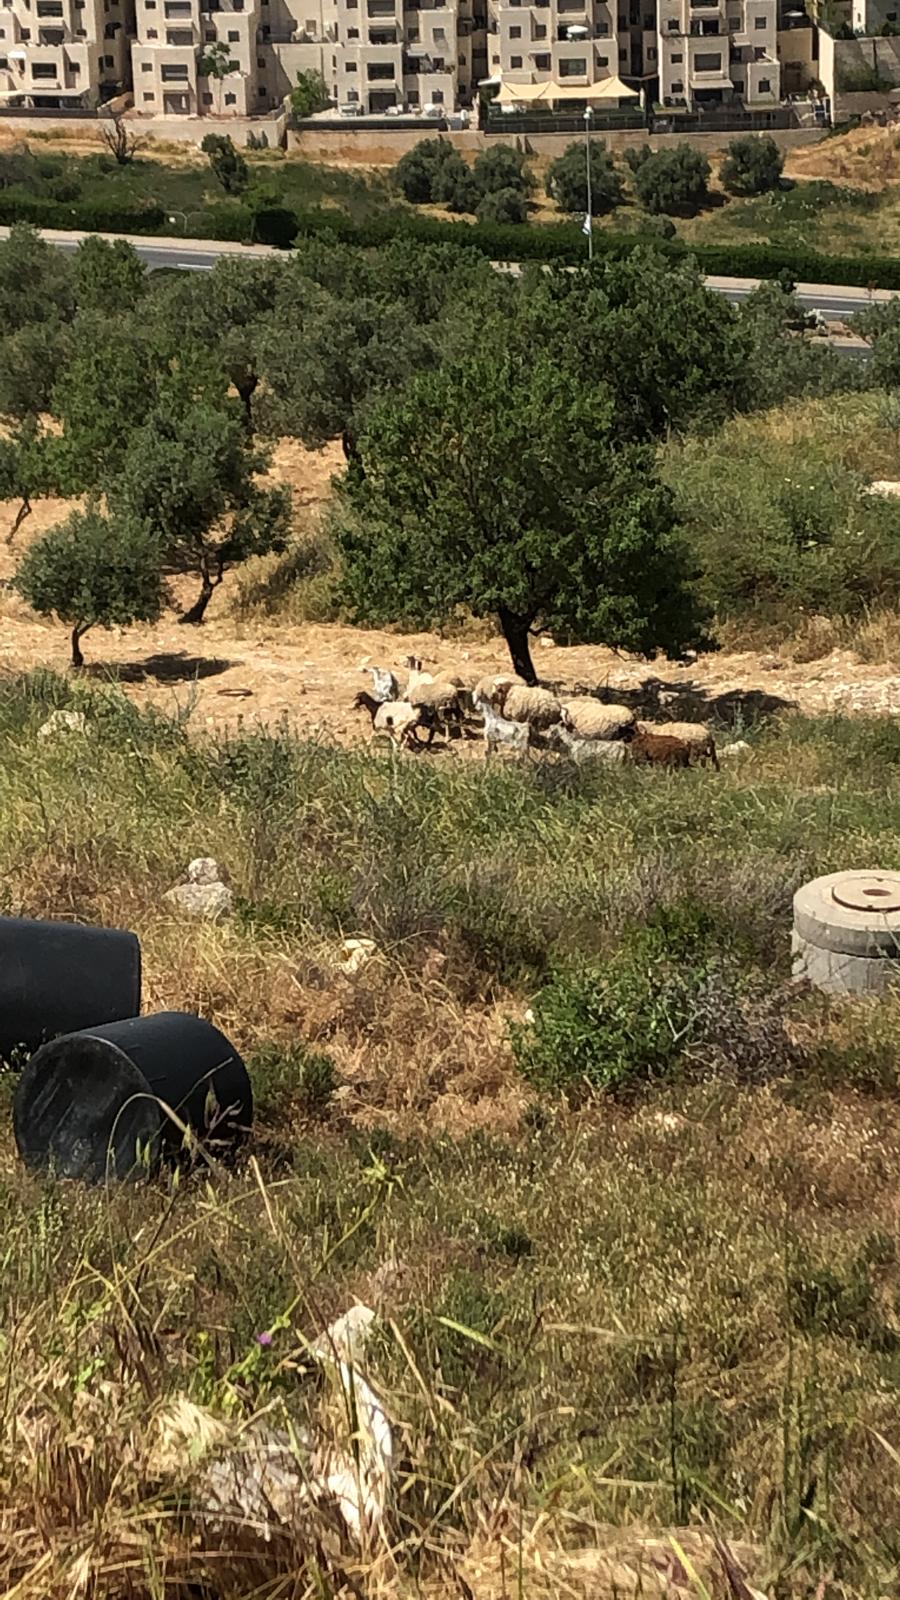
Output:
[
  {"xmin": 336, "ymin": 349, "xmax": 710, "ymax": 682},
  {"xmin": 13, "ymin": 509, "xmax": 164, "ymax": 667}
]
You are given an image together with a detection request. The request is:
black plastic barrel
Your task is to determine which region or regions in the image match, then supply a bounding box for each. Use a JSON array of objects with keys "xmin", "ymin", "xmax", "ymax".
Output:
[
  {"xmin": 13, "ymin": 1011, "xmax": 253, "ymax": 1183},
  {"xmin": 0, "ymin": 916, "xmax": 141, "ymax": 1062}
]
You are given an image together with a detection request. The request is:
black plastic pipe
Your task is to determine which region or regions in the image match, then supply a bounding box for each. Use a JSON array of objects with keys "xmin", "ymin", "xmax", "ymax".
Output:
[
  {"xmin": 0, "ymin": 916, "xmax": 141, "ymax": 1062},
  {"xmin": 14, "ymin": 1011, "xmax": 253, "ymax": 1183}
]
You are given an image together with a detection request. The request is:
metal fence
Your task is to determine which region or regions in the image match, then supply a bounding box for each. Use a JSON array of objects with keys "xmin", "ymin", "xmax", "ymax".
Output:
[
  {"xmin": 484, "ymin": 109, "xmax": 645, "ymax": 133},
  {"xmin": 0, "ymin": 103, "xmax": 97, "ymax": 117}
]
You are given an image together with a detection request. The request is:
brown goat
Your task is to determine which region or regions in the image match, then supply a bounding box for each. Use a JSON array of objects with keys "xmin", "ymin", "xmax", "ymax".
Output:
[{"xmin": 625, "ymin": 731, "xmax": 691, "ymax": 769}]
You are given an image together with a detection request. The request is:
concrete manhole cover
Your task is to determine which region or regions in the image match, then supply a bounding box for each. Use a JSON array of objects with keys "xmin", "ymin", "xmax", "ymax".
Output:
[{"xmin": 830, "ymin": 872, "xmax": 900, "ymax": 915}]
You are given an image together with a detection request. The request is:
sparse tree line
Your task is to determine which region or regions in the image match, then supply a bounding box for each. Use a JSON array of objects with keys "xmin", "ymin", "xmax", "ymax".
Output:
[
  {"xmin": 0, "ymin": 220, "xmax": 883, "ymax": 672},
  {"xmin": 393, "ymin": 132, "xmax": 786, "ymax": 225}
]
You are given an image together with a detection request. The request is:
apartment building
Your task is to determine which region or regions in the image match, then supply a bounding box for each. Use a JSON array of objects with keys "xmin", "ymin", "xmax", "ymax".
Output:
[
  {"xmin": 130, "ymin": 0, "xmax": 476, "ymax": 115},
  {"xmin": 487, "ymin": 0, "xmax": 637, "ymax": 103},
  {"xmin": 650, "ymin": 0, "xmax": 779, "ymax": 106},
  {"xmin": 0, "ymin": 0, "xmax": 131, "ymax": 107}
]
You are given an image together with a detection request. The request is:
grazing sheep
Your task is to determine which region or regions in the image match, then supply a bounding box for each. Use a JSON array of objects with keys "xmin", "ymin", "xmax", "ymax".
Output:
[
  {"xmin": 472, "ymin": 672, "xmax": 525, "ymax": 707},
  {"xmin": 368, "ymin": 667, "xmax": 400, "ymax": 704},
  {"xmin": 501, "ymin": 683, "xmax": 562, "ymax": 732},
  {"xmin": 479, "ymin": 701, "xmax": 531, "ymax": 755},
  {"xmin": 353, "ymin": 691, "xmax": 432, "ymax": 750},
  {"xmin": 560, "ymin": 699, "xmax": 636, "ymax": 742},
  {"xmin": 406, "ymin": 678, "xmax": 468, "ymax": 738},
  {"xmin": 637, "ymin": 720, "xmax": 719, "ymax": 770},
  {"xmin": 626, "ymin": 731, "xmax": 691, "ymax": 769},
  {"xmin": 551, "ymin": 724, "xmax": 627, "ymax": 765},
  {"xmin": 404, "ymin": 655, "xmax": 435, "ymax": 695}
]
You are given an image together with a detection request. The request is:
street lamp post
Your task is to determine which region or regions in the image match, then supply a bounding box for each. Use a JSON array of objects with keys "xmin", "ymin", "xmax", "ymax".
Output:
[{"xmin": 583, "ymin": 104, "xmax": 593, "ymax": 262}]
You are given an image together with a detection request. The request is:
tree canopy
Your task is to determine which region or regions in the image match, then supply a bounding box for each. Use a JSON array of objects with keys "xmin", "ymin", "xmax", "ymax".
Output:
[
  {"xmin": 627, "ymin": 144, "xmax": 710, "ymax": 215},
  {"xmin": 13, "ymin": 509, "xmax": 164, "ymax": 666},
  {"xmin": 335, "ymin": 347, "xmax": 711, "ymax": 682},
  {"xmin": 548, "ymin": 140, "xmax": 624, "ymax": 216},
  {"xmin": 720, "ymin": 135, "xmax": 784, "ymax": 196}
]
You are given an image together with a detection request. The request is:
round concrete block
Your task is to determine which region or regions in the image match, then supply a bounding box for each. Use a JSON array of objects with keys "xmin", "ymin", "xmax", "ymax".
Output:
[{"xmin": 793, "ymin": 870, "xmax": 900, "ymax": 995}]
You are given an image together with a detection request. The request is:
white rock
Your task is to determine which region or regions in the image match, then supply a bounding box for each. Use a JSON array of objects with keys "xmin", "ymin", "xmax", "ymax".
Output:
[
  {"xmin": 188, "ymin": 857, "xmax": 224, "ymax": 885},
  {"xmin": 165, "ymin": 882, "xmax": 233, "ymax": 921},
  {"xmin": 340, "ymin": 937, "xmax": 376, "ymax": 974},
  {"xmin": 37, "ymin": 709, "xmax": 86, "ymax": 740},
  {"xmin": 720, "ymin": 740, "xmax": 750, "ymax": 759}
]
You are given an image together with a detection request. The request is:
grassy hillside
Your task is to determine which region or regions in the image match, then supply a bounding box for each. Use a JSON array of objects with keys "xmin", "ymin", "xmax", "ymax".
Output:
[{"xmin": 1, "ymin": 670, "xmax": 900, "ymax": 1596}]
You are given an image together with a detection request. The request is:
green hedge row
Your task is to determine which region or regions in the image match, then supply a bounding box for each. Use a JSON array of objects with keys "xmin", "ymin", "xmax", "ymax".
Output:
[
  {"xmin": 0, "ymin": 193, "xmax": 167, "ymax": 234},
  {"xmin": 2, "ymin": 187, "xmax": 899, "ymax": 288}
]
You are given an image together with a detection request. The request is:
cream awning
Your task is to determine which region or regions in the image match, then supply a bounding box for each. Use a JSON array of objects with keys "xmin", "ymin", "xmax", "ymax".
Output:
[{"xmin": 496, "ymin": 75, "xmax": 638, "ymax": 104}]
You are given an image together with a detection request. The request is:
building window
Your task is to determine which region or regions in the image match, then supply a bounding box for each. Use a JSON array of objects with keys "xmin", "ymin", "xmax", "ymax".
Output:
[
  {"xmin": 227, "ymin": 28, "xmax": 238, "ymax": 38},
  {"xmin": 160, "ymin": 61, "xmax": 188, "ymax": 77},
  {"xmin": 534, "ymin": 22, "xmax": 545, "ymax": 35},
  {"xmin": 753, "ymin": 43, "xmax": 764, "ymax": 56},
  {"xmin": 671, "ymin": 49, "xmax": 681, "ymax": 59},
  {"xmin": 671, "ymin": 77, "xmax": 682, "ymax": 89},
  {"xmin": 141, "ymin": 58, "xmax": 152, "ymax": 67},
  {"xmin": 258, "ymin": 84, "xmax": 265, "ymax": 92},
  {"xmin": 510, "ymin": 51, "xmax": 521, "ymax": 64},
  {"xmin": 728, "ymin": 14, "xmax": 739, "ymax": 25},
  {"xmin": 758, "ymin": 74, "xmax": 770, "ymax": 89},
  {"xmin": 667, "ymin": 16, "xmax": 677, "ymax": 27},
  {"xmin": 695, "ymin": 50, "xmax": 721, "ymax": 68},
  {"xmin": 204, "ymin": 28, "xmax": 214, "ymax": 38},
  {"xmin": 225, "ymin": 89, "xmax": 236, "ymax": 100},
  {"xmin": 366, "ymin": 59, "xmax": 393, "ymax": 76},
  {"xmin": 432, "ymin": 54, "xmax": 443, "ymax": 66},
  {"xmin": 491, "ymin": 51, "xmax": 498, "ymax": 61},
  {"xmin": 732, "ymin": 76, "xmax": 743, "ymax": 88},
  {"xmin": 19, "ymin": 26, "xmax": 30, "ymax": 36},
  {"xmin": 407, "ymin": 86, "xmax": 418, "ymax": 103},
  {"xmin": 618, "ymin": 44, "xmax": 626, "ymax": 54},
  {"xmin": 143, "ymin": 89, "xmax": 154, "ymax": 98},
  {"xmin": 203, "ymin": 88, "xmax": 213, "ymax": 99},
  {"xmin": 558, "ymin": 55, "xmax": 585, "ymax": 73},
  {"xmin": 617, "ymin": 11, "xmax": 626, "ymax": 21},
  {"xmin": 458, "ymin": 52, "xmax": 465, "ymax": 62},
  {"xmin": 31, "ymin": 61, "xmax": 56, "ymax": 75},
  {"xmin": 432, "ymin": 86, "xmax": 442, "ymax": 99},
  {"xmin": 509, "ymin": 22, "xmax": 521, "ymax": 34},
  {"xmin": 644, "ymin": 46, "xmax": 653, "ymax": 57},
  {"xmin": 534, "ymin": 50, "xmax": 549, "ymax": 66},
  {"xmin": 347, "ymin": 24, "xmax": 359, "ymax": 33},
  {"xmin": 596, "ymin": 20, "xmax": 608, "ymax": 31},
  {"xmin": 643, "ymin": 10, "xmax": 653, "ymax": 23},
  {"xmin": 754, "ymin": 13, "xmax": 766, "ymax": 23}
]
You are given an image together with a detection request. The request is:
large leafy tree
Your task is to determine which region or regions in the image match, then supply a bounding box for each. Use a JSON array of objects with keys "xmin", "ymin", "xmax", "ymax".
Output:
[
  {"xmin": 336, "ymin": 349, "xmax": 710, "ymax": 683},
  {"xmin": 74, "ymin": 235, "xmax": 146, "ymax": 315},
  {"xmin": 13, "ymin": 508, "xmax": 164, "ymax": 668},
  {"xmin": 548, "ymin": 140, "xmax": 624, "ymax": 216},
  {"xmin": 111, "ymin": 381, "xmax": 290, "ymax": 623}
]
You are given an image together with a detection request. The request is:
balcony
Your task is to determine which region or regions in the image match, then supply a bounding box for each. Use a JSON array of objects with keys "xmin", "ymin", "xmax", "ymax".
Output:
[{"xmin": 689, "ymin": 18, "xmax": 720, "ymax": 31}]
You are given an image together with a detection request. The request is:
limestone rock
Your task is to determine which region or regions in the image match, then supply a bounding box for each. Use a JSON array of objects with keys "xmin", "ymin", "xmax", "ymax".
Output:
[
  {"xmin": 37, "ymin": 709, "xmax": 86, "ymax": 740},
  {"xmin": 165, "ymin": 882, "xmax": 233, "ymax": 921},
  {"xmin": 188, "ymin": 857, "xmax": 224, "ymax": 886}
]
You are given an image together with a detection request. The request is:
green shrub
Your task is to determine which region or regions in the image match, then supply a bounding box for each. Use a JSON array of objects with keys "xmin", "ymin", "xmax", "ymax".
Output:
[
  {"xmin": 547, "ymin": 138, "xmax": 624, "ymax": 216},
  {"xmin": 430, "ymin": 149, "xmax": 480, "ymax": 213},
  {"xmin": 630, "ymin": 145, "xmax": 710, "ymax": 215},
  {"xmin": 476, "ymin": 185, "xmax": 527, "ymax": 225},
  {"xmin": 472, "ymin": 143, "xmax": 532, "ymax": 197},
  {"xmin": 720, "ymin": 134, "xmax": 784, "ymax": 196},
  {"xmin": 251, "ymin": 205, "xmax": 299, "ymax": 248},
  {"xmin": 392, "ymin": 137, "xmax": 459, "ymax": 204},
  {"xmin": 247, "ymin": 1041, "xmax": 337, "ymax": 1122}
]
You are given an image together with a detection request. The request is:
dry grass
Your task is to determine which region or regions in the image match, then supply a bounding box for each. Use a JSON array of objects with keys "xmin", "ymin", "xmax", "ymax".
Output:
[{"xmin": 0, "ymin": 673, "xmax": 899, "ymax": 1593}]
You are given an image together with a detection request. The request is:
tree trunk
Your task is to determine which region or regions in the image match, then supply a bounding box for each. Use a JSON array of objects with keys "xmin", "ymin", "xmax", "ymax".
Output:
[
  {"xmin": 341, "ymin": 427, "xmax": 363, "ymax": 473},
  {"xmin": 180, "ymin": 575, "xmax": 214, "ymax": 625},
  {"xmin": 8, "ymin": 495, "xmax": 31, "ymax": 544},
  {"xmin": 70, "ymin": 625, "xmax": 86, "ymax": 670},
  {"xmin": 235, "ymin": 374, "xmax": 258, "ymax": 433},
  {"xmin": 498, "ymin": 606, "xmax": 537, "ymax": 685},
  {"xmin": 180, "ymin": 551, "xmax": 224, "ymax": 625}
]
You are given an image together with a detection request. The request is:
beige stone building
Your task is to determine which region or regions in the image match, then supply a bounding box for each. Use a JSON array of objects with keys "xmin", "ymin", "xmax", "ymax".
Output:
[
  {"xmin": 130, "ymin": 0, "xmax": 478, "ymax": 116},
  {"xmin": 0, "ymin": 0, "xmax": 131, "ymax": 107},
  {"xmin": 487, "ymin": 0, "xmax": 639, "ymax": 108},
  {"xmin": 651, "ymin": 0, "xmax": 779, "ymax": 107}
]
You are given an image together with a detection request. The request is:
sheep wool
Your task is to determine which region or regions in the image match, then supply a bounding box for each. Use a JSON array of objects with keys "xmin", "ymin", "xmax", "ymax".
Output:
[
  {"xmin": 638, "ymin": 721, "xmax": 719, "ymax": 768},
  {"xmin": 407, "ymin": 681, "xmax": 463, "ymax": 713},
  {"xmin": 374, "ymin": 701, "xmax": 419, "ymax": 739},
  {"xmin": 472, "ymin": 673, "xmax": 525, "ymax": 708},
  {"xmin": 560, "ymin": 700, "xmax": 636, "ymax": 742},
  {"xmin": 502, "ymin": 684, "xmax": 562, "ymax": 731}
]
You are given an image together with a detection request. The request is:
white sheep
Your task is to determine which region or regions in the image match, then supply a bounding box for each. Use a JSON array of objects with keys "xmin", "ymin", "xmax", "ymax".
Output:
[
  {"xmin": 404, "ymin": 655, "xmax": 435, "ymax": 695},
  {"xmin": 472, "ymin": 672, "xmax": 525, "ymax": 706},
  {"xmin": 551, "ymin": 724, "xmax": 627, "ymax": 765},
  {"xmin": 476, "ymin": 699, "xmax": 531, "ymax": 755},
  {"xmin": 560, "ymin": 699, "xmax": 636, "ymax": 742},
  {"xmin": 637, "ymin": 720, "xmax": 719, "ymax": 769},
  {"xmin": 501, "ymin": 683, "xmax": 562, "ymax": 731},
  {"xmin": 354, "ymin": 691, "xmax": 427, "ymax": 750},
  {"xmin": 368, "ymin": 667, "xmax": 400, "ymax": 704},
  {"xmin": 406, "ymin": 678, "xmax": 468, "ymax": 738}
]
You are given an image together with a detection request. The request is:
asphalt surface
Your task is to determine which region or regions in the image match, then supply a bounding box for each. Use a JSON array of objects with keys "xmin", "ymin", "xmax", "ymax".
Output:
[{"xmin": 1, "ymin": 223, "xmax": 885, "ymax": 337}]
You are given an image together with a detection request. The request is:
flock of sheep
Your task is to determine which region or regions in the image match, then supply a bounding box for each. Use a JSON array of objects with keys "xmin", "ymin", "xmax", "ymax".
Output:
[{"xmin": 352, "ymin": 657, "xmax": 720, "ymax": 769}]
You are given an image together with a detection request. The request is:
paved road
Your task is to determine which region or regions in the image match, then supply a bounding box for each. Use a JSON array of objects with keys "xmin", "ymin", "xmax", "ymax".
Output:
[{"xmin": 0, "ymin": 224, "xmax": 888, "ymax": 332}]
